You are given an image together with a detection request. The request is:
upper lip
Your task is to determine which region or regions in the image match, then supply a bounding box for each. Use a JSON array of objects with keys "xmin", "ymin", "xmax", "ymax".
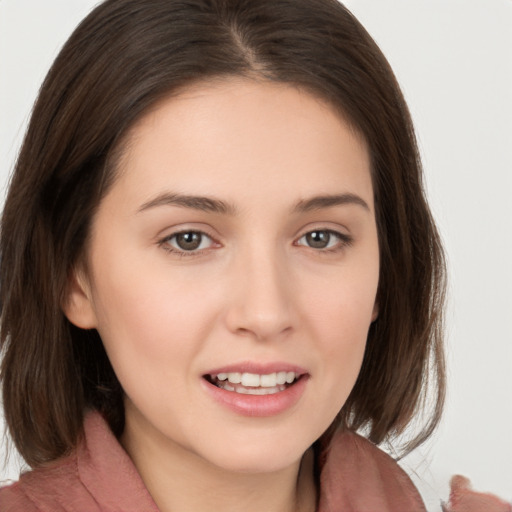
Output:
[{"xmin": 204, "ymin": 362, "xmax": 308, "ymax": 377}]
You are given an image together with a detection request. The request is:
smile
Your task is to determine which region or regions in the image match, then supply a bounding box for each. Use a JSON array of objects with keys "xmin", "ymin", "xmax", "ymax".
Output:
[
  {"xmin": 202, "ymin": 364, "xmax": 308, "ymax": 416},
  {"xmin": 207, "ymin": 371, "xmax": 299, "ymax": 395}
]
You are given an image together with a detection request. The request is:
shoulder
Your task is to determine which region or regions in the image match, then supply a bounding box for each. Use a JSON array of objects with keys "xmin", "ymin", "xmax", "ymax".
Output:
[
  {"xmin": 318, "ymin": 430, "xmax": 427, "ymax": 512},
  {"xmin": 0, "ymin": 482, "xmax": 39, "ymax": 512},
  {"xmin": 0, "ymin": 411, "xmax": 159, "ymax": 512},
  {"xmin": 0, "ymin": 450, "xmax": 103, "ymax": 512}
]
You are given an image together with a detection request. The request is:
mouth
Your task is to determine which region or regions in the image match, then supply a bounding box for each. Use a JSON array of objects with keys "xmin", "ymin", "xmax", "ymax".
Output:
[
  {"xmin": 204, "ymin": 371, "xmax": 302, "ymax": 396},
  {"xmin": 202, "ymin": 365, "xmax": 309, "ymax": 416}
]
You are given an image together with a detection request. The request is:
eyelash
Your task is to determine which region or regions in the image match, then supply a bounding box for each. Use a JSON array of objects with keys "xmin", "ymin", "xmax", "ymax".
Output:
[
  {"xmin": 295, "ymin": 229, "xmax": 353, "ymax": 253},
  {"xmin": 158, "ymin": 230, "xmax": 219, "ymax": 257},
  {"xmin": 158, "ymin": 228, "xmax": 353, "ymax": 257}
]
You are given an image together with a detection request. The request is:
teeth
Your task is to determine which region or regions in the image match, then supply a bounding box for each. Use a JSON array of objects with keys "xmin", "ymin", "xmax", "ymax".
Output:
[
  {"xmin": 227, "ymin": 372, "xmax": 241, "ymax": 384},
  {"xmin": 241, "ymin": 373, "xmax": 260, "ymax": 387},
  {"xmin": 212, "ymin": 371, "xmax": 298, "ymax": 388},
  {"xmin": 276, "ymin": 371, "xmax": 287, "ymax": 385},
  {"xmin": 260, "ymin": 373, "xmax": 277, "ymax": 387},
  {"xmin": 244, "ymin": 386, "xmax": 282, "ymax": 395},
  {"xmin": 216, "ymin": 381, "xmax": 288, "ymax": 395}
]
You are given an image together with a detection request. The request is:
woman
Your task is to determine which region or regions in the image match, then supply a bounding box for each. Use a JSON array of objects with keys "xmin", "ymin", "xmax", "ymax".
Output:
[{"xmin": 0, "ymin": 1, "xmax": 509, "ymax": 511}]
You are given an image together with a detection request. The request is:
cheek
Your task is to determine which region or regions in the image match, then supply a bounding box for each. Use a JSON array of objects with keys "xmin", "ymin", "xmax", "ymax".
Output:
[
  {"xmin": 301, "ymin": 257, "xmax": 379, "ymax": 395},
  {"xmin": 316, "ymin": 293, "xmax": 371, "ymax": 386},
  {"xmin": 304, "ymin": 259, "xmax": 378, "ymax": 340},
  {"xmin": 88, "ymin": 257, "xmax": 220, "ymax": 389}
]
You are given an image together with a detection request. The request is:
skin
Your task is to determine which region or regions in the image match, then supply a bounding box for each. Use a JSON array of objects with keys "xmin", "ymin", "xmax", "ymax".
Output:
[
  {"xmin": 444, "ymin": 476, "xmax": 512, "ymax": 512},
  {"xmin": 65, "ymin": 78, "xmax": 380, "ymax": 512}
]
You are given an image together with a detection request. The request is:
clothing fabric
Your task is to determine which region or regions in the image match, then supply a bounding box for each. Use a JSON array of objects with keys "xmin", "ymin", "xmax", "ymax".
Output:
[{"xmin": 0, "ymin": 411, "xmax": 426, "ymax": 511}]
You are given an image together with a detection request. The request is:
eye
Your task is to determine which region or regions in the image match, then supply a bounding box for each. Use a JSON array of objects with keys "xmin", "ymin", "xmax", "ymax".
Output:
[
  {"xmin": 296, "ymin": 229, "xmax": 351, "ymax": 250},
  {"xmin": 161, "ymin": 231, "xmax": 215, "ymax": 253}
]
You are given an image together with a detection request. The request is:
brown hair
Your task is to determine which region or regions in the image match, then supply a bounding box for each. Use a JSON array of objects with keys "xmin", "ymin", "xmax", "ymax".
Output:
[{"xmin": 1, "ymin": 0, "xmax": 445, "ymax": 467}]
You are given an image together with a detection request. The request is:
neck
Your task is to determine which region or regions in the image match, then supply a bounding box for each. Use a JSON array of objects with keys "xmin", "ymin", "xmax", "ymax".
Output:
[{"xmin": 121, "ymin": 406, "xmax": 316, "ymax": 512}]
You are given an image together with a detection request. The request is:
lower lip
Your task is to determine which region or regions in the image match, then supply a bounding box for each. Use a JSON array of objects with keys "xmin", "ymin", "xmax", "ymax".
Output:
[{"xmin": 201, "ymin": 376, "xmax": 308, "ymax": 417}]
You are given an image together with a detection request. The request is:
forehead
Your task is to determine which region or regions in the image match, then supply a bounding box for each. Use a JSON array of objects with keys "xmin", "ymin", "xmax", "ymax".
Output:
[{"xmin": 108, "ymin": 77, "xmax": 373, "ymax": 212}]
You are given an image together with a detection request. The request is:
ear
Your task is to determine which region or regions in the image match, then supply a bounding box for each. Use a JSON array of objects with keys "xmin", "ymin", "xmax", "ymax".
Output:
[
  {"xmin": 62, "ymin": 266, "xmax": 98, "ymax": 329},
  {"xmin": 371, "ymin": 301, "xmax": 379, "ymax": 322}
]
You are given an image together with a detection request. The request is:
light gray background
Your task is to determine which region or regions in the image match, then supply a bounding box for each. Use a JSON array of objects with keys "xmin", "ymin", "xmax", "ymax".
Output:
[{"xmin": 1, "ymin": 0, "xmax": 511, "ymax": 509}]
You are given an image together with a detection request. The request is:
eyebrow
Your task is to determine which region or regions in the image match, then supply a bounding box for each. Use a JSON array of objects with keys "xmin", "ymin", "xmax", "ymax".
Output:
[
  {"xmin": 137, "ymin": 192, "xmax": 370, "ymax": 215},
  {"xmin": 293, "ymin": 193, "xmax": 370, "ymax": 213},
  {"xmin": 138, "ymin": 193, "xmax": 237, "ymax": 215}
]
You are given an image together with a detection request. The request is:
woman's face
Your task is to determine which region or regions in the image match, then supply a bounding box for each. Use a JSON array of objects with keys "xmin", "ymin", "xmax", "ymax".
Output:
[{"xmin": 66, "ymin": 78, "xmax": 379, "ymax": 473}]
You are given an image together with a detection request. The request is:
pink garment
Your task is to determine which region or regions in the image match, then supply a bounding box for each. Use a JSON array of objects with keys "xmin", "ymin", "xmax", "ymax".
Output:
[{"xmin": 0, "ymin": 410, "xmax": 426, "ymax": 511}]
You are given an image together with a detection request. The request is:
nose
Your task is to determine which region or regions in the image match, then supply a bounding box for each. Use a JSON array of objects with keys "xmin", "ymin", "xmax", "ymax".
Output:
[{"xmin": 224, "ymin": 246, "xmax": 295, "ymax": 341}]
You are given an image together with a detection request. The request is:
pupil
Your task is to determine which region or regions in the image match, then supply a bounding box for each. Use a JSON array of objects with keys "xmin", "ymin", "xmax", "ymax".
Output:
[
  {"xmin": 306, "ymin": 231, "xmax": 330, "ymax": 249},
  {"xmin": 176, "ymin": 232, "xmax": 201, "ymax": 250}
]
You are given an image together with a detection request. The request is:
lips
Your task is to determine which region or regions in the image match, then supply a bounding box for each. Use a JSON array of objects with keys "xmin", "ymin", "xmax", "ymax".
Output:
[
  {"xmin": 201, "ymin": 363, "xmax": 309, "ymax": 416},
  {"xmin": 206, "ymin": 371, "xmax": 300, "ymax": 395}
]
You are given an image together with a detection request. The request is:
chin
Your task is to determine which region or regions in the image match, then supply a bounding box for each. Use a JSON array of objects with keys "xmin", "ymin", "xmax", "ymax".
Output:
[
  {"xmin": 211, "ymin": 452, "xmax": 306, "ymax": 475},
  {"xmin": 193, "ymin": 430, "xmax": 315, "ymax": 475}
]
